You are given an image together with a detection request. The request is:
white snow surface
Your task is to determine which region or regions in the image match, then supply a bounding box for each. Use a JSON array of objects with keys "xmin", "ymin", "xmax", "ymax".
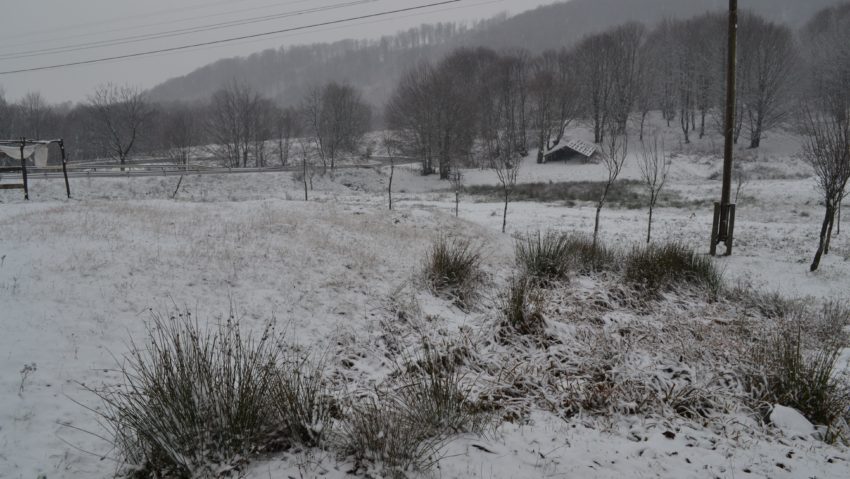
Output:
[
  {"xmin": 770, "ymin": 406, "xmax": 817, "ymax": 438},
  {"xmin": 1, "ymin": 122, "xmax": 849, "ymax": 478}
]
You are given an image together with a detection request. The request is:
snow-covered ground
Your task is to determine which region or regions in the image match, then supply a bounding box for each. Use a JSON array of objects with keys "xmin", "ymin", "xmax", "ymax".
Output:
[{"xmin": 1, "ymin": 123, "xmax": 849, "ymax": 478}]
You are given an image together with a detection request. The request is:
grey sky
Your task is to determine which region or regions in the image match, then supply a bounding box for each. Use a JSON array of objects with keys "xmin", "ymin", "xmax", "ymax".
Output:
[{"xmin": 0, "ymin": 0, "xmax": 560, "ymax": 103}]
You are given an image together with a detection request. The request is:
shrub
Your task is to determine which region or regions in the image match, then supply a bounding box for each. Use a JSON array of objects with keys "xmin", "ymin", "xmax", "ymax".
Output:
[
  {"xmin": 562, "ymin": 233, "xmax": 621, "ymax": 274},
  {"xmin": 91, "ymin": 311, "xmax": 283, "ymax": 477},
  {"xmin": 271, "ymin": 354, "xmax": 336, "ymax": 448},
  {"xmin": 341, "ymin": 397, "xmax": 446, "ymax": 474},
  {"xmin": 499, "ymin": 276, "xmax": 546, "ymax": 337},
  {"xmin": 624, "ymin": 242, "xmax": 722, "ymax": 296},
  {"xmin": 748, "ymin": 328, "xmax": 850, "ymax": 442},
  {"xmin": 341, "ymin": 342, "xmax": 484, "ymax": 474},
  {"xmin": 423, "ymin": 235, "xmax": 484, "ymax": 308},
  {"xmin": 729, "ymin": 286, "xmax": 802, "ymax": 320},
  {"xmin": 515, "ymin": 231, "xmax": 573, "ymax": 282}
]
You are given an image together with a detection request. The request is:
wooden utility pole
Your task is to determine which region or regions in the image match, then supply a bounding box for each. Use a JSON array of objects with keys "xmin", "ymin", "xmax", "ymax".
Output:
[{"xmin": 711, "ymin": 0, "xmax": 738, "ymax": 256}]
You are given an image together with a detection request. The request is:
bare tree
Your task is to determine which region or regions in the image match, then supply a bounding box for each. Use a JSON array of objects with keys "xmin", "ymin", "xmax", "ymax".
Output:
[
  {"xmin": 382, "ymin": 132, "xmax": 400, "ymax": 211},
  {"xmin": 302, "ymin": 82, "xmax": 371, "ymax": 172},
  {"xmin": 530, "ymin": 49, "xmax": 579, "ymax": 162},
  {"xmin": 0, "ymin": 87, "xmax": 10, "ymax": 139},
  {"xmin": 574, "ymin": 31, "xmax": 616, "ymax": 144},
  {"xmin": 274, "ymin": 107, "xmax": 299, "ymax": 167},
  {"xmin": 89, "ymin": 84, "xmax": 151, "ymax": 167},
  {"xmin": 739, "ymin": 15, "xmax": 798, "ymax": 148},
  {"xmin": 386, "ymin": 50, "xmax": 483, "ymax": 179},
  {"xmin": 449, "ymin": 169, "xmax": 464, "ymax": 217},
  {"xmin": 295, "ymin": 137, "xmax": 316, "ymax": 201},
  {"xmin": 18, "ymin": 92, "xmax": 52, "ymax": 139},
  {"xmin": 206, "ymin": 81, "xmax": 264, "ymax": 168},
  {"xmin": 800, "ymin": 105, "xmax": 850, "ymax": 272},
  {"xmin": 481, "ymin": 53, "xmax": 526, "ymax": 233},
  {"xmin": 594, "ymin": 130, "xmax": 628, "ymax": 247},
  {"xmin": 638, "ymin": 135, "xmax": 671, "ymax": 243},
  {"xmin": 162, "ymin": 104, "xmax": 198, "ymax": 169}
]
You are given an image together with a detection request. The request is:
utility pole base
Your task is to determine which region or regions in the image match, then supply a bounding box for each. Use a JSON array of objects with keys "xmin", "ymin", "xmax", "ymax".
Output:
[{"xmin": 710, "ymin": 202, "xmax": 737, "ymax": 256}]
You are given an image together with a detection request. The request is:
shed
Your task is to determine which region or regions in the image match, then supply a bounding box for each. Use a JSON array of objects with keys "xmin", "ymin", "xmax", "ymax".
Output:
[{"xmin": 542, "ymin": 138, "xmax": 599, "ymax": 163}]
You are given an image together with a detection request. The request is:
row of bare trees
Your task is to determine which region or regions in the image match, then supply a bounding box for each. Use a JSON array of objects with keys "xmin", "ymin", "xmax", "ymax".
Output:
[{"xmin": 0, "ymin": 80, "xmax": 372, "ymax": 172}]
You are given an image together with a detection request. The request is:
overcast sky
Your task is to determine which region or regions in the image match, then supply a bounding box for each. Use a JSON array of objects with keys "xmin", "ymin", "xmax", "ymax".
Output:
[{"xmin": 0, "ymin": 0, "xmax": 560, "ymax": 103}]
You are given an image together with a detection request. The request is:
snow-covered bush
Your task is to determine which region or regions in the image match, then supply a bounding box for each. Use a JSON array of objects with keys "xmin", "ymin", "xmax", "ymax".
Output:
[
  {"xmin": 515, "ymin": 231, "xmax": 574, "ymax": 283},
  {"xmin": 746, "ymin": 326, "xmax": 850, "ymax": 443},
  {"xmin": 271, "ymin": 354, "xmax": 337, "ymax": 448},
  {"xmin": 561, "ymin": 233, "xmax": 621, "ymax": 274},
  {"xmin": 624, "ymin": 242, "xmax": 722, "ymax": 297},
  {"xmin": 422, "ymin": 235, "xmax": 484, "ymax": 308},
  {"xmin": 91, "ymin": 311, "xmax": 284, "ymax": 477},
  {"xmin": 341, "ymin": 341, "xmax": 485, "ymax": 474},
  {"xmin": 499, "ymin": 275, "xmax": 546, "ymax": 337}
]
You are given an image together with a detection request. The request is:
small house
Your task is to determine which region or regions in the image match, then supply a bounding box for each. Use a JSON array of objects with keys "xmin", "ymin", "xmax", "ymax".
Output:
[{"xmin": 542, "ymin": 138, "xmax": 599, "ymax": 163}]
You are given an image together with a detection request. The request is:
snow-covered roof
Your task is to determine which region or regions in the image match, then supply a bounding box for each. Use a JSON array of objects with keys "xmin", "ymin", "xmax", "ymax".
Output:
[{"xmin": 545, "ymin": 138, "xmax": 598, "ymax": 158}]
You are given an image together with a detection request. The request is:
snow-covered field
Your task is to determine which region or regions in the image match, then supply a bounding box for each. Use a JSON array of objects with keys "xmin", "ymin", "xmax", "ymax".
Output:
[{"xmin": 1, "ymin": 125, "xmax": 849, "ymax": 478}]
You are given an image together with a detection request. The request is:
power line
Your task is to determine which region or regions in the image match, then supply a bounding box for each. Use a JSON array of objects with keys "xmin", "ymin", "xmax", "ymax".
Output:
[
  {"xmin": 0, "ymin": 0, "xmax": 463, "ymax": 76},
  {"xmin": 0, "ymin": 0, "xmax": 240, "ymax": 41},
  {"xmin": 0, "ymin": 0, "xmax": 321, "ymax": 51},
  {"xmin": 89, "ymin": 0, "xmax": 501, "ymax": 67},
  {"xmin": 0, "ymin": 0, "xmax": 381, "ymax": 60}
]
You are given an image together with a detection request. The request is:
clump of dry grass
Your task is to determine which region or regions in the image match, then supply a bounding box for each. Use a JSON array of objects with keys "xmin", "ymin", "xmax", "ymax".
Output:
[
  {"xmin": 340, "ymin": 341, "xmax": 486, "ymax": 474},
  {"xmin": 624, "ymin": 242, "xmax": 722, "ymax": 297},
  {"xmin": 422, "ymin": 235, "xmax": 485, "ymax": 308}
]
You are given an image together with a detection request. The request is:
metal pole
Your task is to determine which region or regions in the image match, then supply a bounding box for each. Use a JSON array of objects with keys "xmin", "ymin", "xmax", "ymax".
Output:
[{"xmin": 716, "ymin": 0, "xmax": 738, "ymax": 254}]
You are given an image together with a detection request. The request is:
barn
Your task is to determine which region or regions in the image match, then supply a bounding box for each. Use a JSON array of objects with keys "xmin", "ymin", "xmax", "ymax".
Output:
[{"xmin": 542, "ymin": 138, "xmax": 599, "ymax": 163}]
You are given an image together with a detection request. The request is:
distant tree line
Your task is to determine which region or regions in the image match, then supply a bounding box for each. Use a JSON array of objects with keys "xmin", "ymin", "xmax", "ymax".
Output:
[{"xmin": 1, "ymin": 4, "xmax": 846, "ymax": 184}]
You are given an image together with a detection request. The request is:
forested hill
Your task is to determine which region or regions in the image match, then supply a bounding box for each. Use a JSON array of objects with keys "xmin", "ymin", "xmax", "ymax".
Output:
[{"xmin": 148, "ymin": 0, "xmax": 845, "ymax": 107}]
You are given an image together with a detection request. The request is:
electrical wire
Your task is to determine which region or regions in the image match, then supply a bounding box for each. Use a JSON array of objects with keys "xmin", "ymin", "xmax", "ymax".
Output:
[
  {"xmin": 0, "ymin": 0, "xmax": 240, "ymax": 41},
  {"xmin": 0, "ymin": 0, "xmax": 463, "ymax": 75},
  {"xmin": 128, "ymin": 0, "xmax": 503, "ymax": 63},
  {"xmin": 0, "ymin": 0, "xmax": 374, "ymax": 59},
  {"xmin": 0, "ymin": 0, "xmax": 315, "ymax": 49}
]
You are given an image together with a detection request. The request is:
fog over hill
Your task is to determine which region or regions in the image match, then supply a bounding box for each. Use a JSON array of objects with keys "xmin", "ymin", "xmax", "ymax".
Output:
[{"xmin": 149, "ymin": 0, "xmax": 846, "ymax": 107}]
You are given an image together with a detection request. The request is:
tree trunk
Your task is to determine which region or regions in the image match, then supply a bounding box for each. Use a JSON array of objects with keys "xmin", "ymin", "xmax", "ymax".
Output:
[
  {"xmin": 647, "ymin": 204, "xmax": 654, "ymax": 244},
  {"xmin": 502, "ymin": 189, "xmax": 509, "ymax": 233},
  {"xmin": 825, "ymin": 211, "xmax": 835, "ymax": 255},
  {"xmin": 811, "ymin": 204, "xmax": 834, "ymax": 272},
  {"xmin": 455, "ymin": 190, "xmax": 460, "ymax": 217},
  {"xmin": 303, "ymin": 157, "xmax": 308, "ymax": 201},
  {"xmin": 388, "ymin": 161, "xmax": 394, "ymax": 211},
  {"xmin": 593, "ymin": 204, "xmax": 602, "ymax": 248}
]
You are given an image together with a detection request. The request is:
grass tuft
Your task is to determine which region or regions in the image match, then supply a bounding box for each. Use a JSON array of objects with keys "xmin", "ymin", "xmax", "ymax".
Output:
[
  {"xmin": 624, "ymin": 242, "xmax": 722, "ymax": 296},
  {"xmin": 91, "ymin": 311, "xmax": 283, "ymax": 477},
  {"xmin": 341, "ymin": 341, "xmax": 485, "ymax": 474},
  {"xmin": 747, "ymin": 327, "xmax": 850, "ymax": 443},
  {"xmin": 499, "ymin": 276, "xmax": 546, "ymax": 337},
  {"xmin": 515, "ymin": 231, "xmax": 573, "ymax": 282},
  {"xmin": 423, "ymin": 235, "xmax": 484, "ymax": 308}
]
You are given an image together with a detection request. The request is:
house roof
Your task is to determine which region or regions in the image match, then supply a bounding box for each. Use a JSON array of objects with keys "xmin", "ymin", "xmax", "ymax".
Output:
[{"xmin": 544, "ymin": 138, "xmax": 598, "ymax": 158}]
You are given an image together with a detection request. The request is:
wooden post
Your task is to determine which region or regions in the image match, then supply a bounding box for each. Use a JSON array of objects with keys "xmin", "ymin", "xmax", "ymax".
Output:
[
  {"xmin": 715, "ymin": 0, "xmax": 738, "ymax": 254},
  {"xmin": 725, "ymin": 204, "xmax": 736, "ymax": 256},
  {"xmin": 710, "ymin": 202, "xmax": 721, "ymax": 256},
  {"xmin": 20, "ymin": 138, "xmax": 29, "ymax": 201},
  {"xmin": 59, "ymin": 139, "xmax": 71, "ymax": 199}
]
